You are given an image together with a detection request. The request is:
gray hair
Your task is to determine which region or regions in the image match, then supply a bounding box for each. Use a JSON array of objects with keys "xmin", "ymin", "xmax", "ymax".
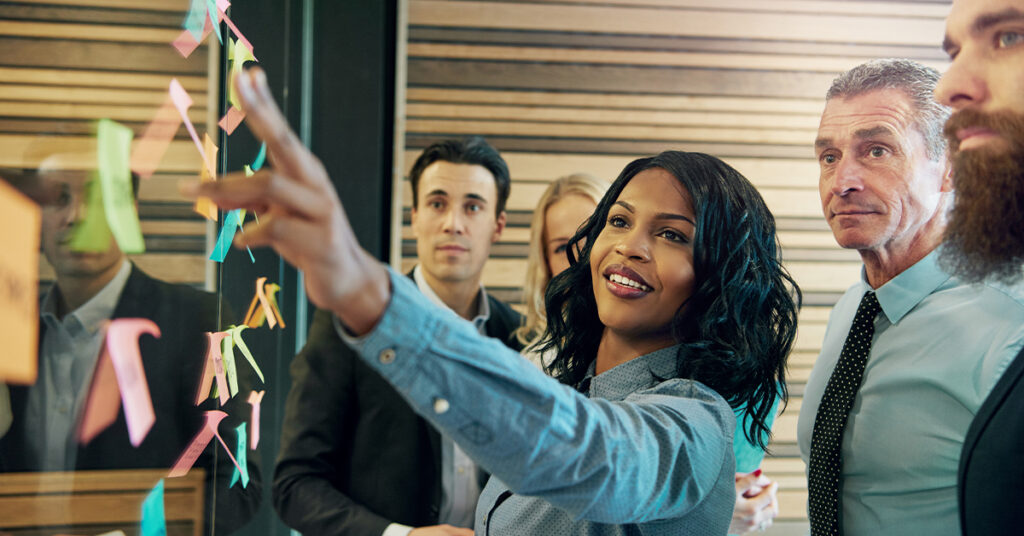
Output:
[{"xmin": 826, "ymin": 58, "xmax": 950, "ymax": 160}]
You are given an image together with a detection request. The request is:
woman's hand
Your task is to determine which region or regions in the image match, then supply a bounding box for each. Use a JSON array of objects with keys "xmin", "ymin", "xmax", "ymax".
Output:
[
  {"xmin": 183, "ymin": 67, "xmax": 389, "ymax": 334},
  {"xmin": 729, "ymin": 469, "xmax": 779, "ymax": 534}
]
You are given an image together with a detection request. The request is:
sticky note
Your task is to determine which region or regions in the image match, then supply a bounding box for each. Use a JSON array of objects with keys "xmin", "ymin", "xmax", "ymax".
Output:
[
  {"xmin": 248, "ymin": 390, "xmax": 264, "ymax": 449},
  {"xmin": 229, "ymin": 325, "xmax": 263, "ymax": 382},
  {"xmin": 228, "ymin": 37, "xmax": 257, "ymax": 110},
  {"xmin": 168, "ymin": 410, "xmax": 242, "ymax": 478},
  {"xmin": 265, "ymin": 283, "xmax": 286, "ymax": 328},
  {"xmin": 78, "ymin": 337, "xmax": 119, "ymax": 444},
  {"xmin": 251, "ymin": 143, "xmax": 267, "ymax": 172},
  {"xmin": 107, "ymin": 318, "xmax": 159, "ymax": 446},
  {"xmin": 132, "ymin": 98, "xmax": 181, "ymax": 180},
  {"xmin": 0, "ymin": 179, "xmax": 40, "ymax": 384},
  {"xmin": 168, "ymin": 79, "xmax": 214, "ymax": 178},
  {"xmin": 97, "ymin": 119, "xmax": 145, "ymax": 254},
  {"xmin": 220, "ymin": 328, "xmax": 239, "ymax": 398},
  {"xmin": 218, "ymin": 106, "xmax": 245, "ymax": 135},
  {"xmin": 182, "ymin": 0, "xmax": 207, "ymax": 41},
  {"xmin": 210, "ymin": 209, "xmax": 242, "ymax": 263},
  {"xmin": 216, "ymin": 2, "xmax": 254, "ymax": 55},
  {"xmin": 195, "ymin": 331, "xmax": 230, "ymax": 405},
  {"xmin": 172, "ymin": 16, "xmax": 211, "ymax": 58},
  {"xmin": 141, "ymin": 479, "xmax": 167, "ymax": 536},
  {"xmin": 193, "ymin": 133, "xmax": 218, "ymax": 222},
  {"xmin": 229, "ymin": 422, "xmax": 249, "ymax": 488},
  {"xmin": 243, "ymin": 277, "xmax": 283, "ymax": 329},
  {"xmin": 67, "ymin": 176, "xmax": 113, "ymax": 252}
]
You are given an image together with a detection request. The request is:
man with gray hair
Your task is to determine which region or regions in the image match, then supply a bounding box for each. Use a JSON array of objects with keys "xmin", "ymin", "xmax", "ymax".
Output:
[{"xmin": 797, "ymin": 59, "xmax": 1024, "ymax": 535}]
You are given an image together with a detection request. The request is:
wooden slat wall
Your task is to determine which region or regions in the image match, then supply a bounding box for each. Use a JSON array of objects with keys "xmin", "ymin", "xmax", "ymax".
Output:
[
  {"xmin": 399, "ymin": 1, "xmax": 949, "ymax": 531},
  {"xmin": 0, "ymin": 0, "xmax": 213, "ymax": 288}
]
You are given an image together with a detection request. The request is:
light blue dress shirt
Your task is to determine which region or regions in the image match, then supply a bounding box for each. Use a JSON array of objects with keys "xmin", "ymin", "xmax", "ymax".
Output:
[
  {"xmin": 339, "ymin": 267, "xmax": 737, "ymax": 535},
  {"xmin": 798, "ymin": 249, "xmax": 1024, "ymax": 535}
]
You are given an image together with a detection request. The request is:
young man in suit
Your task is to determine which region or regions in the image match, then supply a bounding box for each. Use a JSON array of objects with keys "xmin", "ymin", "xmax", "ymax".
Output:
[
  {"xmin": 273, "ymin": 137, "xmax": 523, "ymax": 536},
  {"xmin": 934, "ymin": 1, "xmax": 1024, "ymax": 533},
  {"xmin": 0, "ymin": 156, "xmax": 261, "ymax": 534}
]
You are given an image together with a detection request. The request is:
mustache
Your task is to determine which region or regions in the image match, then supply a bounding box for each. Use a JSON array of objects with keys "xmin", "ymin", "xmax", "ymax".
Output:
[{"xmin": 944, "ymin": 109, "xmax": 1024, "ymax": 152}]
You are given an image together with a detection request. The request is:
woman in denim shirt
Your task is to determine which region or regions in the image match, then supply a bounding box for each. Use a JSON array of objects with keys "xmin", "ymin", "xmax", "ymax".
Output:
[{"xmin": 197, "ymin": 68, "xmax": 800, "ymax": 536}]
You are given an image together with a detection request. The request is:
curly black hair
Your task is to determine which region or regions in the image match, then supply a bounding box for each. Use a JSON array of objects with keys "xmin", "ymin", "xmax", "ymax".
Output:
[{"xmin": 539, "ymin": 151, "xmax": 800, "ymax": 450}]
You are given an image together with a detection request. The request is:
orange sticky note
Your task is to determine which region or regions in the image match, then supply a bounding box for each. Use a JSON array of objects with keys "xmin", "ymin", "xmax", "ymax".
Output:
[
  {"xmin": 132, "ymin": 97, "xmax": 182, "ymax": 180},
  {"xmin": 0, "ymin": 180, "xmax": 40, "ymax": 384},
  {"xmin": 243, "ymin": 277, "xmax": 274, "ymax": 329},
  {"xmin": 193, "ymin": 133, "xmax": 218, "ymax": 222},
  {"xmin": 168, "ymin": 410, "xmax": 242, "ymax": 478}
]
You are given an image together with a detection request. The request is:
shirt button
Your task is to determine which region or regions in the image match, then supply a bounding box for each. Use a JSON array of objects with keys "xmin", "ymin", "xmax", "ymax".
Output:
[
  {"xmin": 433, "ymin": 398, "xmax": 450, "ymax": 414},
  {"xmin": 379, "ymin": 349, "xmax": 396, "ymax": 364}
]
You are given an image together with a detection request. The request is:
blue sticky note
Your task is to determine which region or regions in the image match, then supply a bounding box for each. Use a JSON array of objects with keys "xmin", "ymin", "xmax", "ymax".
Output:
[
  {"xmin": 251, "ymin": 143, "xmax": 266, "ymax": 171},
  {"xmin": 183, "ymin": 0, "xmax": 206, "ymax": 41},
  {"xmin": 205, "ymin": 0, "xmax": 222, "ymax": 45},
  {"xmin": 210, "ymin": 209, "xmax": 242, "ymax": 262},
  {"xmin": 230, "ymin": 422, "xmax": 249, "ymax": 488},
  {"xmin": 141, "ymin": 479, "xmax": 167, "ymax": 536}
]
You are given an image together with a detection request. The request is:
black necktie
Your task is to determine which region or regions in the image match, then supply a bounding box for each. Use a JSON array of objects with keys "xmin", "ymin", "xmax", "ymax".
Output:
[{"xmin": 808, "ymin": 291, "xmax": 882, "ymax": 535}]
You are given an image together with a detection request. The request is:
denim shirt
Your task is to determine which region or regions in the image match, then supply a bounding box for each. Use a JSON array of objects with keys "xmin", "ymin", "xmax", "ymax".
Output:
[{"xmin": 339, "ymin": 267, "xmax": 737, "ymax": 534}]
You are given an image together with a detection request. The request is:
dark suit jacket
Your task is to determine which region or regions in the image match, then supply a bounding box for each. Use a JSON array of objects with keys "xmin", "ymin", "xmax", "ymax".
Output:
[
  {"xmin": 0, "ymin": 264, "xmax": 262, "ymax": 534},
  {"xmin": 272, "ymin": 286, "xmax": 523, "ymax": 536},
  {"xmin": 958, "ymin": 345, "xmax": 1024, "ymax": 535}
]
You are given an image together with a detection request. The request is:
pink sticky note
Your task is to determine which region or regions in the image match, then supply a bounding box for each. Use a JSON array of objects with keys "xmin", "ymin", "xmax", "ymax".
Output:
[
  {"xmin": 171, "ymin": 16, "xmax": 212, "ymax": 58},
  {"xmin": 215, "ymin": 3, "xmax": 254, "ymax": 56},
  {"xmin": 168, "ymin": 410, "xmax": 242, "ymax": 478},
  {"xmin": 78, "ymin": 340, "xmax": 120, "ymax": 445},
  {"xmin": 248, "ymin": 390, "xmax": 264, "ymax": 449},
  {"xmin": 132, "ymin": 97, "xmax": 182, "ymax": 180},
  {"xmin": 218, "ymin": 106, "xmax": 245, "ymax": 135},
  {"xmin": 195, "ymin": 331, "xmax": 230, "ymax": 405},
  {"xmin": 168, "ymin": 79, "xmax": 214, "ymax": 178},
  {"xmin": 105, "ymin": 318, "xmax": 160, "ymax": 447}
]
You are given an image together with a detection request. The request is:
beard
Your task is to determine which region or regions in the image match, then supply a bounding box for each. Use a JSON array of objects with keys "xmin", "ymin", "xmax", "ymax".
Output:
[{"xmin": 940, "ymin": 108, "xmax": 1024, "ymax": 284}]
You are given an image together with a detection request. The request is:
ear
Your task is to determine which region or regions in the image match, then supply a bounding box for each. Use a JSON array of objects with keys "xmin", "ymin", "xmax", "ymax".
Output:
[
  {"xmin": 940, "ymin": 157, "xmax": 954, "ymax": 193},
  {"xmin": 492, "ymin": 210, "xmax": 507, "ymax": 243},
  {"xmin": 410, "ymin": 205, "xmax": 420, "ymax": 238}
]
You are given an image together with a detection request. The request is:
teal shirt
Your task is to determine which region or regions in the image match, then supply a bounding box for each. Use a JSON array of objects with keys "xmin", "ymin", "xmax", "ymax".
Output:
[
  {"xmin": 733, "ymin": 396, "xmax": 779, "ymax": 473},
  {"xmin": 798, "ymin": 249, "xmax": 1024, "ymax": 535}
]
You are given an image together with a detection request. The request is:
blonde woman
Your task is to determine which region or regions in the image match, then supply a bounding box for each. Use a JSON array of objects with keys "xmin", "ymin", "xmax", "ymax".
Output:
[{"xmin": 516, "ymin": 173, "xmax": 610, "ymax": 367}]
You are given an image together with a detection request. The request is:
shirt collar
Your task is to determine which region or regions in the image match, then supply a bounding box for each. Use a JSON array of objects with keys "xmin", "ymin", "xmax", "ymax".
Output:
[
  {"xmin": 583, "ymin": 344, "xmax": 683, "ymax": 401},
  {"xmin": 412, "ymin": 265, "xmax": 490, "ymax": 328},
  {"xmin": 41, "ymin": 259, "xmax": 132, "ymax": 336},
  {"xmin": 860, "ymin": 248, "xmax": 951, "ymax": 324}
]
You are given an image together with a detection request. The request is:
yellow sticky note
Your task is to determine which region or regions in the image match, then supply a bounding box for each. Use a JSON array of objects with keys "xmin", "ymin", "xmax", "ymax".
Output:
[
  {"xmin": 68, "ymin": 175, "xmax": 113, "ymax": 252},
  {"xmin": 0, "ymin": 179, "xmax": 40, "ymax": 384},
  {"xmin": 193, "ymin": 133, "xmax": 218, "ymax": 222}
]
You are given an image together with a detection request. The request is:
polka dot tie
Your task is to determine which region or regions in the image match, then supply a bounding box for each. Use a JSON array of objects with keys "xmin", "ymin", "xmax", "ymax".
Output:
[{"xmin": 807, "ymin": 291, "xmax": 881, "ymax": 536}]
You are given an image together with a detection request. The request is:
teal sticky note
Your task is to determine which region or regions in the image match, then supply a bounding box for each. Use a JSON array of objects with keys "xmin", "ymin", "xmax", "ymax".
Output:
[
  {"xmin": 68, "ymin": 176, "xmax": 112, "ymax": 252},
  {"xmin": 251, "ymin": 143, "xmax": 266, "ymax": 171},
  {"xmin": 141, "ymin": 479, "xmax": 167, "ymax": 536},
  {"xmin": 230, "ymin": 422, "xmax": 249, "ymax": 488},
  {"xmin": 210, "ymin": 209, "xmax": 242, "ymax": 262},
  {"xmin": 97, "ymin": 119, "xmax": 145, "ymax": 254},
  {"xmin": 183, "ymin": 0, "xmax": 206, "ymax": 41}
]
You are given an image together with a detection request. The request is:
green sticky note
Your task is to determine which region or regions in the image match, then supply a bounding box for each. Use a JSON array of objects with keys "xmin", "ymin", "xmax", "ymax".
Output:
[
  {"xmin": 68, "ymin": 175, "xmax": 113, "ymax": 252},
  {"xmin": 229, "ymin": 325, "xmax": 264, "ymax": 383},
  {"xmin": 97, "ymin": 119, "xmax": 145, "ymax": 254},
  {"xmin": 221, "ymin": 330, "xmax": 239, "ymax": 399}
]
